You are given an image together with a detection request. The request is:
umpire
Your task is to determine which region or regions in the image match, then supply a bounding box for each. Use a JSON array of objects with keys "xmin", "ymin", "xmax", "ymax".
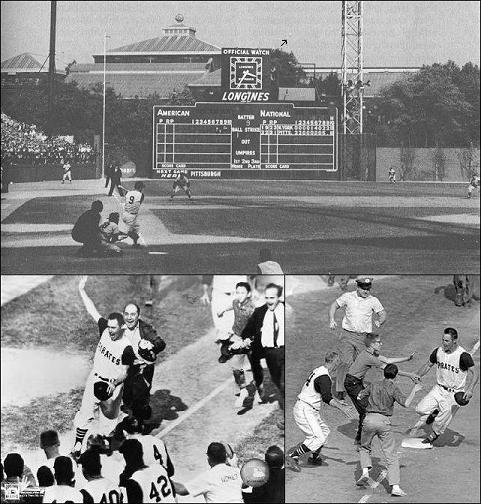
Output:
[{"xmin": 121, "ymin": 302, "xmax": 166, "ymax": 428}]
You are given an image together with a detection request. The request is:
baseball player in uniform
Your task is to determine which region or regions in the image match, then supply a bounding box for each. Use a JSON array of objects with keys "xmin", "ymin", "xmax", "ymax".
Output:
[
  {"xmin": 42, "ymin": 456, "xmax": 84, "ymax": 503},
  {"xmin": 78, "ymin": 450, "xmax": 123, "ymax": 503},
  {"xmin": 117, "ymin": 416, "xmax": 174, "ymax": 477},
  {"xmin": 170, "ymin": 172, "xmax": 192, "ymax": 199},
  {"xmin": 467, "ymin": 173, "xmax": 479, "ymax": 198},
  {"xmin": 287, "ymin": 352, "xmax": 356, "ymax": 471},
  {"xmin": 388, "ymin": 166, "xmax": 396, "ymax": 183},
  {"xmin": 329, "ymin": 277, "xmax": 386, "ymax": 399},
  {"xmin": 61, "ymin": 159, "xmax": 72, "ymax": 184},
  {"xmin": 121, "ymin": 181, "xmax": 145, "ymax": 247},
  {"xmin": 410, "ymin": 327, "xmax": 478, "ymax": 445},
  {"xmin": 120, "ymin": 439, "xmax": 176, "ymax": 503},
  {"xmin": 72, "ymin": 277, "xmax": 136, "ymax": 460}
]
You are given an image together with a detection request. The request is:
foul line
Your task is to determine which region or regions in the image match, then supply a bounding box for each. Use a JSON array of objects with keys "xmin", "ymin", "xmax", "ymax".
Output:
[
  {"xmin": 156, "ymin": 377, "xmax": 232, "ymax": 438},
  {"xmin": 358, "ymin": 469, "xmax": 388, "ymax": 503}
]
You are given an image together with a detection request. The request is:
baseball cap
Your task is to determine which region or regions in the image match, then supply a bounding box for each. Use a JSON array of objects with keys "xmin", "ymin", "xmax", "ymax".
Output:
[{"xmin": 356, "ymin": 277, "xmax": 373, "ymax": 289}]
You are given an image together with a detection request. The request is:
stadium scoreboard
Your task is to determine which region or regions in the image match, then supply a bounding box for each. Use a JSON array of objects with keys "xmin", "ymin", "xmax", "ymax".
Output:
[{"xmin": 153, "ymin": 102, "xmax": 338, "ymax": 178}]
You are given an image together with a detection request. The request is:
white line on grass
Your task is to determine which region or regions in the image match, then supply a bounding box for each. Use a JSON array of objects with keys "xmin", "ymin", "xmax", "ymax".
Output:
[
  {"xmin": 148, "ymin": 251, "xmax": 168, "ymax": 255},
  {"xmin": 156, "ymin": 377, "xmax": 232, "ymax": 438}
]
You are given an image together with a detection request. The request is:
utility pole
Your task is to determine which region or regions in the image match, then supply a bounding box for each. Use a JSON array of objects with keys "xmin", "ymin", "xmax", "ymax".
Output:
[{"xmin": 47, "ymin": 0, "xmax": 57, "ymax": 136}]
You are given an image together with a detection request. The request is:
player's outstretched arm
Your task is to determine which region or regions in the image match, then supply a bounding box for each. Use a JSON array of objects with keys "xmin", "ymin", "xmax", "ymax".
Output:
[
  {"xmin": 403, "ymin": 383, "xmax": 424, "ymax": 408},
  {"xmin": 379, "ymin": 352, "xmax": 415, "ymax": 365},
  {"xmin": 78, "ymin": 276, "xmax": 102, "ymax": 322}
]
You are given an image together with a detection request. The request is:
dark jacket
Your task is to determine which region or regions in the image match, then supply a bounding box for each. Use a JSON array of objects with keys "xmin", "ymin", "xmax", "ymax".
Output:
[
  {"xmin": 240, "ymin": 304, "xmax": 269, "ymax": 357},
  {"xmin": 71, "ymin": 209, "xmax": 102, "ymax": 243},
  {"xmin": 139, "ymin": 319, "xmax": 166, "ymax": 355}
]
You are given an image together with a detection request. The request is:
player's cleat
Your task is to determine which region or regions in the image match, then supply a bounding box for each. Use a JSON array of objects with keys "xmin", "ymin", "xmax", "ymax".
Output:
[
  {"xmin": 71, "ymin": 442, "xmax": 82, "ymax": 462},
  {"xmin": 235, "ymin": 388, "xmax": 249, "ymax": 408},
  {"xmin": 356, "ymin": 474, "xmax": 369, "ymax": 487},
  {"xmin": 391, "ymin": 487, "xmax": 407, "ymax": 497},
  {"xmin": 286, "ymin": 455, "xmax": 301, "ymax": 472},
  {"xmin": 425, "ymin": 409, "xmax": 439, "ymax": 425},
  {"xmin": 307, "ymin": 456, "xmax": 323, "ymax": 466},
  {"xmin": 422, "ymin": 432, "xmax": 439, "ymax": 445}
]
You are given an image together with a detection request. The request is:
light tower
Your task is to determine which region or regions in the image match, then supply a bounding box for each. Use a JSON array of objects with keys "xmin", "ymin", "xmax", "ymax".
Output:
[{"xmin": 341, "ymin": 1, "xmax": 363, "ymax": 134}]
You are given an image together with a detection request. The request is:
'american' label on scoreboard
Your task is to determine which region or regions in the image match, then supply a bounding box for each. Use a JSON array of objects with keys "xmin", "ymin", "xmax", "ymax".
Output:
[{"xmin": 152, "ymin": 102, "xmax": 337, "ymax": 174}]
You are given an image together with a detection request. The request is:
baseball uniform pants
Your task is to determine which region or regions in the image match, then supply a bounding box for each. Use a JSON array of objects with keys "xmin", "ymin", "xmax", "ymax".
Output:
[
  {"xmin": 74, "ymin": 372, "xmax": 124, "ymax": 435},
  {"xmin": 336, "ymin": 330, "xmax": 366, "ymax": 393},
  {"xmin": 293, "ymin": 400, "xmax": 330, "ymax": 451},
  {"xmin": 360, "ymin": 412, "xmax": 400, "ymax": 486},
  {"xmin": 415, "ymin": 384, "xmax": 460, "ymax": 436}
]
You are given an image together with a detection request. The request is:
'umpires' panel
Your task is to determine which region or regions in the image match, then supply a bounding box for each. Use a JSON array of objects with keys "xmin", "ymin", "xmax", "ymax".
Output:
[{"xmin": 152, "ymin": 103, "xmax": 338, "ymax": 178}]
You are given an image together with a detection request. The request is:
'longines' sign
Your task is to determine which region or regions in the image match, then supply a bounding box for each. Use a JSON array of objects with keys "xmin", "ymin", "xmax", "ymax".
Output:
[{"xmin": 221, "ymin": 48, "xmax": 273, "ymax": 102}]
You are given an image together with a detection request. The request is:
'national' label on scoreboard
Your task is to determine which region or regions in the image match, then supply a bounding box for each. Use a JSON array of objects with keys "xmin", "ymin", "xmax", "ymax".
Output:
[{"xmin": 152, "ymin": 102, "xmax": 338, "ymax": 176}]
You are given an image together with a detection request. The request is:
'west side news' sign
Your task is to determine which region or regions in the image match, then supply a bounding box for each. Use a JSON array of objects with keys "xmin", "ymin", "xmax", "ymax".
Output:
[{"xmin": 220, "ymin": 48, "xmax": 273, "ymax": 102}]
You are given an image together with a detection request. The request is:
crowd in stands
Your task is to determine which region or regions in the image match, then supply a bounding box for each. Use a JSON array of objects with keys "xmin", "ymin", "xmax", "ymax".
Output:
[
  {"xmin": 0, "ymin": 424, "xmax": 284, "ymax": 503},
  {"xmin": 1, "ymin": 112, "xmax": 95, "ymax": 165}
]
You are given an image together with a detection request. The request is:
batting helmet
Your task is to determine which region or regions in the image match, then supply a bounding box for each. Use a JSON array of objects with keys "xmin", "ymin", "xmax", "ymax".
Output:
[
  {"xmin": 454, "ymin": 391, "xmax": 470, "ymax": 406},
  {"xmin": 93, "ymin": 381, "xmax": 112, "ymax": 401}
]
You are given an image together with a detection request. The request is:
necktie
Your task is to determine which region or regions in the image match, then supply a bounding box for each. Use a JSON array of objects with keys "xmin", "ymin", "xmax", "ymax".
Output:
[{"xmin": 273, "ymin": 312, "xmax": 279, "ymax": 347}]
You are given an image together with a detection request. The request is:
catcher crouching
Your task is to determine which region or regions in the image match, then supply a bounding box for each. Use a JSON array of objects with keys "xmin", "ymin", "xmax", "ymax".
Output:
[{"xmin": 121, "ymin": 303, "xmax": 166, "ymax": 429}]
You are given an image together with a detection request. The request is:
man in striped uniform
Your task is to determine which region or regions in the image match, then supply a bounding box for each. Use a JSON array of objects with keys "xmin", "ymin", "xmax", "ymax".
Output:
[
  {"xmin": 287, "ymin": 352, "xmax": 356, "ymax": 471},
  {"xmin": 410, "ymin": 327, "xmax": 478, "ymax": 446}
]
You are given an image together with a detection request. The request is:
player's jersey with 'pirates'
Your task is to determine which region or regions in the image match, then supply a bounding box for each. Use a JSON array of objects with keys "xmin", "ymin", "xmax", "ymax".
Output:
[
  {"xmin": 80, "ymin": 476, "xmax": 123, "ymax": 503},
  {"xmin": 124, "ymin": 190, "xmax": 144, "ymax": 215},
  {"xmin": 297, "ymin": 365, "xmax": 333, "ymax": 410},
  {"xmin": 430, "ymin": 345, "xmax": 474, "ymax": 391},
  {"xmin": 93, "ymin": 319, "xmax": 132, "ymax": 380}
]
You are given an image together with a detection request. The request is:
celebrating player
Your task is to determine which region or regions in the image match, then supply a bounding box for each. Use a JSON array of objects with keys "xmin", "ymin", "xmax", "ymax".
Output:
[
  {"xmin": 409, "ymin": 327, "xmax": 479, "ymax": 446},
  {"xmin": 170, "ymin": 172, "xmax": 192, "ymax": 200},
  {"xmin": 72, "ymin": 276, "xmax": 136, "ymax": 461},
  {"xmin": 121, "ymin": 181, "xmax": 145, "ymax": 247},
  {"xmin": 287, "ymin": 352, "xmax": 356, "ymax": 471}
]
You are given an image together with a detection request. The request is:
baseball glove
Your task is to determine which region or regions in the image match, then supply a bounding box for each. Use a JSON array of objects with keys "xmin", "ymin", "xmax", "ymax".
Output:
[
  {"xmin": 454, "ymin": 391, "xmax": 470, "ymax": 406},
  {"xmin": 138, "ymin": 339, "xmax": 156, "ymax": 363}
]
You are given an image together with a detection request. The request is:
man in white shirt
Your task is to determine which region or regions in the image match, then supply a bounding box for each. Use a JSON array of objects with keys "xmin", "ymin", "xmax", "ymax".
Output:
[
  {"xmin": 173, "ymin": 442, "xmax": 243, "ymax": 503},
  {"xmin": 328, "ymin": 277, "xmax": 386, "ymax": 399}
]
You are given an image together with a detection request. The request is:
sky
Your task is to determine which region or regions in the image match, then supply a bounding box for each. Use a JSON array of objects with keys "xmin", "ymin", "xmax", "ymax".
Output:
[{"xmin": 1, "ymin": 1, "xmax": 480, "ymax": 69}]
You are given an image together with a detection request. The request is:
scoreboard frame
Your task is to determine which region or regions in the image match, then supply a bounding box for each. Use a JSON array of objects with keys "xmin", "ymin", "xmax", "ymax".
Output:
[{"xmin": 152, "ymin": 102, "xmax": 338, "ymax": 179}]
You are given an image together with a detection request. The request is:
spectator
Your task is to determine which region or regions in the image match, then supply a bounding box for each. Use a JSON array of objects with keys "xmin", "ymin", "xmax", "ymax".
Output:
[
  {"xmin": 2, "ymin": 453, "xmax": 36, "ymax": 494},
  {"xmin": 36, "ymin": 466, "xmax": 54, "ymax": 487},
  {"xmin": 246, "ymin": 446, "xmax": 285, "ymax": 503}
]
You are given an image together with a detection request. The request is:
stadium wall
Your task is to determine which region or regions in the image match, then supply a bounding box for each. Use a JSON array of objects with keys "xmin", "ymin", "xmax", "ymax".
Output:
[
  {"xmin": 4, "ymin": 162, "xmax": 97, "ymax": 183},
  {"xmin": 376, "ymin": 147, "xmax": 480, "ymax": 182}
]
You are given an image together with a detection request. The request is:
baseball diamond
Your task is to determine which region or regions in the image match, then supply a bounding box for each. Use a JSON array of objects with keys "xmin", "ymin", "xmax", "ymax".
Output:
[{"xmin": 1, "ymin": 179, "xmax": 479, "ymax": 274}]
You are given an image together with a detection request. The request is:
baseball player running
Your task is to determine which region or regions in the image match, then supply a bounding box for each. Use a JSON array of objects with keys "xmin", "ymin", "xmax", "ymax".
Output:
[
  {"xmin": 121, "ymin": 181, "xmax": 145, "ymax": 247},
  {"xmin": 467, "ymin": 173, "xmax": 479, "ymax": 198},
  {"xmin": 409, "ymin": 327, "xmax": 479, "ymax": 446},
  {"xmin": 72, "ymin": 276, "xmax": 136, "ymax": 460},
  {"xmin": 286, "ymin": 352, "xmax": 356, "ymax": 471},
  {"xmin": 170, "ymin": 172, "xmax": 192, "ymax": 199}
]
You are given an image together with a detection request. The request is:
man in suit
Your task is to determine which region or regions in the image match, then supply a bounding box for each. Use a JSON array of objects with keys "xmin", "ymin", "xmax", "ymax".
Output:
[{"xmin": 241, "ymin": 283, "xmax": 285, "ymax": 413}]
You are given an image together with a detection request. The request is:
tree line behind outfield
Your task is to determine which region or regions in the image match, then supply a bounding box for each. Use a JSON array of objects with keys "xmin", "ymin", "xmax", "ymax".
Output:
[{"xmin": 1, "ymin": 50, "xmax": 479, "ymax": 173}]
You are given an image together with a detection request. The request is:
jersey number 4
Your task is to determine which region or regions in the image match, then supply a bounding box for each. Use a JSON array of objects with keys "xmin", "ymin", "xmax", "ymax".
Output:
[
  {"xmin": 305, "ymin": 371, "xmax": 315, "ymax": 387},
  {"xmin": 150, "ymin": 475, "xmax": 172, "ymax": 502}
]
